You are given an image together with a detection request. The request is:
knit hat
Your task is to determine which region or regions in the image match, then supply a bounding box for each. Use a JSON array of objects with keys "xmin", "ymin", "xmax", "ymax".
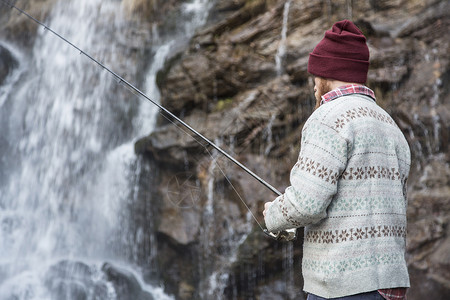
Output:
[{"xmin": 308, "ymin": 20, "xmax": 369, "ymax": 83}]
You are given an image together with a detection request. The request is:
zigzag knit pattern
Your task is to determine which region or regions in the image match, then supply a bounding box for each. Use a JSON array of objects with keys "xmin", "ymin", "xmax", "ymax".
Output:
[{"xmin": 264, "ymin": 94, "xmax": 411, "ymax": 298}]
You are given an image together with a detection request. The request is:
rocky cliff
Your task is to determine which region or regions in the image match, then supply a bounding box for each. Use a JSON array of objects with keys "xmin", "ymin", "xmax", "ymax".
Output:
[
  {"xmin": 1, "ymin": 0, "xmax": 449, "ymax": 299},
  {"xmin": 136, "ymin": 0, "xmax": 450, "ymax": 298}
]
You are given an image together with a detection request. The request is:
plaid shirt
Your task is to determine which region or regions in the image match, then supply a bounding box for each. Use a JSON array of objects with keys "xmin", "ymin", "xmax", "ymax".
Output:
[
  {"xmin": 320, "ymin": 84, "xmax": 376, "ymax": 105},
  {"xmin": 322, "ymin": 85, "xmax": 407, "ymax": 300},
  {"xmin": 378, "ymin": 288, "xmax": 408, "ymax": 300}
]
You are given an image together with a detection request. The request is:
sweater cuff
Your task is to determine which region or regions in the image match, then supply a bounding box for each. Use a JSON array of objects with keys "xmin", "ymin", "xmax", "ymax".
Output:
[{"xmin": 264, "ymin": 196, "xmax": 289, "ymax": 233}]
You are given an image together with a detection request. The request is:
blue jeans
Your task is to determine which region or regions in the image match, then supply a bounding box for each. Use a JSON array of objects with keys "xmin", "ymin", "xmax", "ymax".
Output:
[{"xmin": 307, "ymin": 290, "xmax": 385, "ymax": 300}]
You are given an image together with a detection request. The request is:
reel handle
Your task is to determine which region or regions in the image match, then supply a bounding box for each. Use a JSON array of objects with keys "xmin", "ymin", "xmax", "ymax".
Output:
[{"xmin": 264, "ymin": 228, "xmax": 297, "ymax": 242}]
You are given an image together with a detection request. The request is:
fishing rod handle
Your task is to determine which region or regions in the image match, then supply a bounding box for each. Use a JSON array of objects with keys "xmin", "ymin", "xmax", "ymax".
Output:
[{"xmin": 264, "ymin": 228, "xmax": 298, "ymax": 242}]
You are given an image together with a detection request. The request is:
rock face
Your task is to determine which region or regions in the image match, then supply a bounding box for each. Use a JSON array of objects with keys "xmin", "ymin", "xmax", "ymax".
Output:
[
  {"xmin": 1, "ymin": 0, "xmax": 448, "ymax": 299},
  {"xmin": 137, "ymin": 0, "xmax": 450, "ymax": 299},
  {"xmin": 0, "ymin": 0, "xmax": 58, "ymax": 48},
  {"xmin": 102, "ymin": 263, "xmax": 155, "ymax": 300}
]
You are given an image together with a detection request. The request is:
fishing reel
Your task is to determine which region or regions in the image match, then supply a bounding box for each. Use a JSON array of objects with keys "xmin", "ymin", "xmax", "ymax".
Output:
[{"xmin": 264, "ymin": 228, "xmax": 298, "ymax": 242}]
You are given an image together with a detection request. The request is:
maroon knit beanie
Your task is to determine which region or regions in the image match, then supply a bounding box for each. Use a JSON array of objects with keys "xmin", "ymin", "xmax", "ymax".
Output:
[{"xmin": 308, "ymin": 20, "xmax": 369, "ymax": 83}]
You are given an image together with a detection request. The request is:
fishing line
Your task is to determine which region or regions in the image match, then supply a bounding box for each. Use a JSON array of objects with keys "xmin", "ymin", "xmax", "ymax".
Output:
[
  {"xmin": 95, "ymin": 47, "xmax": 266, "ymax": 230},
  {"xmin": 1, "ymin": 0, "xmax": 297, "ymax": 241},
  {"xmin": 124, "ymin": 82, "xmax": 266, "ymax": 231}
]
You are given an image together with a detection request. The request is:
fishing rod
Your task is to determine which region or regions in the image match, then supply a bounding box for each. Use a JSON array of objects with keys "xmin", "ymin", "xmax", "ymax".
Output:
[{"xmin": 1, "ymin": 0, "xmax": 297, "ymax": 241}]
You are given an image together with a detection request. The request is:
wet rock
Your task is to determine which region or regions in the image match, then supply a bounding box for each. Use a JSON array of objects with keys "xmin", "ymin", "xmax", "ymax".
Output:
[
  {"xmin": 213, "ymin": 0, "xmax": 246, "ymax": 14},
  {"xmin": 409, "ymin": 265, "xmax": 450, "ymax": 300},
  {"xmin": 395, "ymin": 1, "xmax": 449, "ymax": 40},
  {"xmin": 48, "ymin": 281, "xmax": 89, "ymax": 300},
  {"xmin": 0, "ymin": 0, "xmax": 58, "ymax": 47},
  {"xmin": 157, "ymin": 175, "xmax": 202, "ymax": 245},
  {"xmin": 102, "ymin": 262, "xmax": 154, "ymax": 300},
  {"xmin": 44, "ymin": 260, "xmax": 109, "ymax": 300},
  {"xmin": 202, "ymin": 0, "xmax": 268, "ymax": 37},
  {"xmin": 45, "ymin": 260, "xmax": 155, "ymax": 300},
  {"xmin": 141, "ymin": 0, "xmax": 450, "ymax": 298},
  {"xmin": 0, "ymin": 44, "xmax": 18, "ymax": 85},
  {"xmin": 121, "ymin": 0, "xmax": 180, "ymax": 25},
  {"xmin": 178, "ymin": 281, "xmax": 195, "ymax": 300}
]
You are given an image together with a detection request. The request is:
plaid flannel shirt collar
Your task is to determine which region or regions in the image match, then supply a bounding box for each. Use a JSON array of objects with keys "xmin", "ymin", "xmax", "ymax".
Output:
[{"xmin": 320, "ymin": 84, "xmax": 376, "ymax": 105}]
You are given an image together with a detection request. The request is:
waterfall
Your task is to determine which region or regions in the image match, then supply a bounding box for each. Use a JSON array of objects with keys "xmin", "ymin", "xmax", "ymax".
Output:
[
  {"xmin": 275, "ymin": 0, "xmax": 292, "ymax": 76},
  {"xmin": 0, "ymin": 0, "xmax": 213, "ymax": 299},
  {"xmin": 264, "ymin": 113, "xmax": 277, "ymax": 155},
  {"xmin": 347, "ymin": 0, "xmax": 353, "ymax": 20}
]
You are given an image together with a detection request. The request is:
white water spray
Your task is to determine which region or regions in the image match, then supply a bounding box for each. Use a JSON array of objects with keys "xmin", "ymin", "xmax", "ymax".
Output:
[
  {"xmin": 0, "ymin": 0, "xmax": 214, "ymax": 298},
  {"xmin": 275, "ymin": 0, "xmax": 291, "ymax": 76}
]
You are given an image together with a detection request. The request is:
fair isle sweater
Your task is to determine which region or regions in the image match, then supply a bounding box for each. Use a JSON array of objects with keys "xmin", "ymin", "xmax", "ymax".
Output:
[{"xmin": 264, "ymin": 89, "xmax": 411, "ymax": 298}]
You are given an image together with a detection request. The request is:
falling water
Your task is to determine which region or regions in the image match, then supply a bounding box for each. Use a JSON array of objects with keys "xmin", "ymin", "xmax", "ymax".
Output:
[
  {"xmin": 413, "ymin": 113, "xmax": 433, "ymax": 157},
  {"xmin": 0, "ymin": 0, "xmax": 165, "ymax": 298},
  {"xmin": 0, "ymin": 0, "xmax": 214, "ymax": 299},
  {"xmin": 347, "ymin": 0, "xmax": 353, "ymax": 20},
  {"xmin": 264, "ymin": 113, "xmax": 277, "ymax": 155},
  {"xmin": 282, "ymin": 242, "xmax": 296, "ymax": 299},
  {"xmin": 275, "ymin": 0, "xmax": 291, "ymax": 76},
  {"xmin": 430, "ymin": 71, "xmax": 442, "ymax": 154},
  {"xmin": 197, "ymin": 136, "xmax": 254, "ymax": 299}
]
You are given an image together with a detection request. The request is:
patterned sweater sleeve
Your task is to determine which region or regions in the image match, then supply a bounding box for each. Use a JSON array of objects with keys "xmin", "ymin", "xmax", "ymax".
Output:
[{"xmin": 264, "ymin": 116, "xmax": 348, "ymax": 232}]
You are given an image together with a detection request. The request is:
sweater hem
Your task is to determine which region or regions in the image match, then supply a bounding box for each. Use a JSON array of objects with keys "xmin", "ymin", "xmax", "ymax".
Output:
[{"xmin": 303, "ymin": 265, "xmax": 410, "ymax": 298}]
